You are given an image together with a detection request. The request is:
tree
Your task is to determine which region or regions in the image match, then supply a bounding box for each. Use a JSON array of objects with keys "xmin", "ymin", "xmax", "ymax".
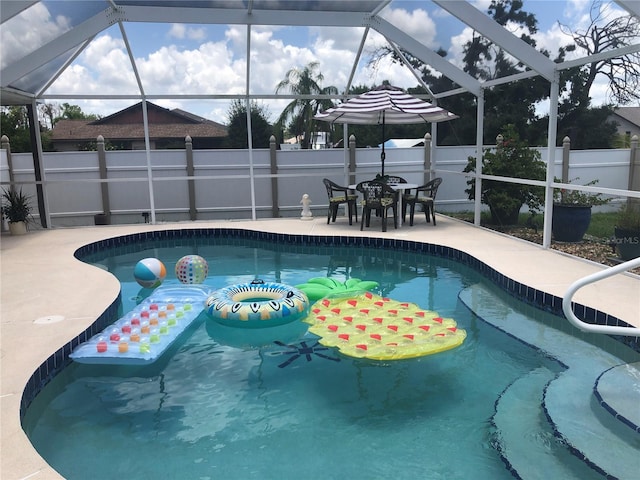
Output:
[
  {"xmin": 559, "ymin": 1, "xmax": 640, "ymax": 105},
  {"xmin": 0, "ymin": 106, "xmax": 31, "ymax": 152},
  {"xmin": 369, "ymin": 0, "xmax": 624, "ymax": 148},
  {"xmin": 225, "ymin": 99, "xmax": 273, "ymax": 149},
  {"xmin": 458, "ymin": 0, "xmax": 552, "ymax": 144},
  {"xmin": 0, "ymin": 106, "xmax": 52, "ymax": 152},
  {"xmin": 369, "ymin": 0, "xmax": 551, "ymax": 145},
  {"xmin": 53, "ymin": 103, "xmax": 99, "ymax": 123},
  {"xmin": 2, "ymin": 103, "xmax": 100, "ymax": 152},
  {"xmin": 275, "ymin": 61, "xmax": 338, "ymax": 149},
  {"xmin": 38, "ymin": 103, "xmax": 60, "ymax": 129}
]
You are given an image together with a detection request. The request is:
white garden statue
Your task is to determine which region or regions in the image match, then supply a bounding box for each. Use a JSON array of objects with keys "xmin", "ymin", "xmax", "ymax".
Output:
[{"xmin": 300, "ymin": 194, "xmax": 313, "ymax": 220}]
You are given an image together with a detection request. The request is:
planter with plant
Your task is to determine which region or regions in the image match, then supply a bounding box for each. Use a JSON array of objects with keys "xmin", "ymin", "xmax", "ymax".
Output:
[
  {"xmin": 464, "ymin": 125, "xmax": 546, "ymax": 225},
  {"xmin": 2, "ymin": 188, "xmax": 33, "ymax": 235},
  {"xmin": 613, "ymin": 201, "xmax": 640, "ymax": 261},
  {"xmin": 552, "ymin": 178, "xmax": 610, "ymax": 242}
]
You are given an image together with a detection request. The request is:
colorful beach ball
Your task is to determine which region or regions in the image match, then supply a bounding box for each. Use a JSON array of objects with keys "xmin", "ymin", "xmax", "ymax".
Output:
[
  {"xmin": 175, "ymin": 255, "xmax": 208, "ymax": 284},
  {"xmin": 133, "ymin": 258, "xmax": 166, "ymax": 289}
]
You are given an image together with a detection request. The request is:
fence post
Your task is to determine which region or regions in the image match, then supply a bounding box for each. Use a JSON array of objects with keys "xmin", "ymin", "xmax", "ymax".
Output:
[
  {"xmin": 1, "ymin": 135, "xmax": 12, "ymax": 231},
  {"xmin": 1, "ymin": 135, "xmax": 14, "ymax": 193},
  {"xmin": 270, "ymin": 135, "xmax": 279, "ymax": 218},
  {"xmin": 628, "ymin": 135, "xmax": 639, "ymax": 192},
  {"xmin": 95, "ymin": 135, "xmax": 111, "ymax": 225},
  {"xmin": 423, "ymin": 132, "xmax": 432, "ymax": 183},
  {"xmin": 348, "ymin": 134, "xmax": 356, "ymax": 186},
  {"xmin": 562, "ymin": 136, "xmax": 570, "ymax": 182},
  {"xmin": 185, "ymin": 135, "xmax": 196, "ymax": 221}
]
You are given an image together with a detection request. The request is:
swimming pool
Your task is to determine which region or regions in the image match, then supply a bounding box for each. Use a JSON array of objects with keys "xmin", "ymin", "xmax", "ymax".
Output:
[{"xmin": 21, "ymin": 231, "xmax": 639, "ymax": 479}]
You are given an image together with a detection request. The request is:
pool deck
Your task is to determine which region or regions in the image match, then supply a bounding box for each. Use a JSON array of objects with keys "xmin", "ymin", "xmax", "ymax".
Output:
[{"xmin": 2, "ymin": 216, "xmax": 639, "ymax": 480}]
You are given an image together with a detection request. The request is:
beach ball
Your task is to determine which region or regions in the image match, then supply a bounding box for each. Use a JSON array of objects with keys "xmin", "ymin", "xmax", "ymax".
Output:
[
  {"xmin": 175, "ymin": 255, "xmax": 208, "ymax": 284},
  {"xmin": 134, "ymin": 258, "xmax": 166, "ymax": 289}
]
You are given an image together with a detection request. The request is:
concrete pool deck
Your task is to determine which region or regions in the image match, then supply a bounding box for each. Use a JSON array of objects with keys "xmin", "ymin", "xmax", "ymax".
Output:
[{"xmin": 1, "ymin": 216, "xmax": 639, "ymax": 479}]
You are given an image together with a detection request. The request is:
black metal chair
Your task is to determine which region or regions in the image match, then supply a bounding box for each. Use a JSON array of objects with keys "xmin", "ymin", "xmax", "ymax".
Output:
[
  {"xmin": 356, "ymin": 180, "xmax": 398, "ymax": 232},
  {"xmin": 384, "ymin": 176, "xmax": 408, "ymax": 215},
  {"xmin": 385, "ymin": 175, "xmax": 407, "ymax": 185},
  {"xmin": 322, "ymin": 178, "xmax": 358, "ymax": 225},
  {"xmin": 403, "ymin": 177, "xmax": 443, "ymax": 226}
]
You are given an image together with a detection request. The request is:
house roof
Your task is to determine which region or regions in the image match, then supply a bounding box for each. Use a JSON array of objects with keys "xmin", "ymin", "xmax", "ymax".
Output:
[
  {"xmin": 50, "ymin": 120, "xmax": 227, "ymax": 141},
  {"xmin": 613, "ymin": 107, "xmax": 640, "ymax": 127},
  {"xmin": 50, "ymin": 101, "xmax": 227, "ymax": 141}
]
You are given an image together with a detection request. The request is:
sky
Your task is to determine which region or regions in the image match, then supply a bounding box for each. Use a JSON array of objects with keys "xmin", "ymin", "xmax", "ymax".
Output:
[{"xmin": 2, "ymin": 0, "xmax": 634, "ymax": 125}]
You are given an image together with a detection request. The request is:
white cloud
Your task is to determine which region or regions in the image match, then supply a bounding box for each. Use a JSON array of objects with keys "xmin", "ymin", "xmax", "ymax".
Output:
[
  {"xmin": 0, "ymin": 3, "xmax": 70, "ymax": 69},
  {"xmin": 447, "ymin": 26, "xmax": 474, "ymax": 71},
  {"xmin": 169, "ymin": 24, "xmax": 186, "ymax": 39},
  {"xmin": 380, "ymin": 7, "xmax": 438, "ymax": 49},
  {"xmin": 39, "ymin": 0, "xmax": 630, "ymax": 124},
  {"xmin": 169, "ymin": 23, "xmax": 207, "ymax": 41},
  {"xmin": 564, "ymin": 0, "xmax": 592, "ymax": 19},
  {"xmin": 309, "ymin": 25, "xmax": 367, "ymax": 53},
  {"xmin": 51, "ymin": 35, "xmax": 138, "ymax": 96}
]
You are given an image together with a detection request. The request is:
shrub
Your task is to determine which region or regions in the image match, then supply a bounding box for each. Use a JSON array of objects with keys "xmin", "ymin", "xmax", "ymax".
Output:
[
  {"xmin": 1, "ymin": 188, "xmax": 33, "ymax": 223},
  {"xmin": 554, "ymin": 177, "xmax": 610, "ymax": 206},
  {"xmin": 617, "ymin": 201, "xmax": 640, "ymax": 230},
  {"xmin": 464, "ymin": 124, "xmax": 546, "ymax": 225}
]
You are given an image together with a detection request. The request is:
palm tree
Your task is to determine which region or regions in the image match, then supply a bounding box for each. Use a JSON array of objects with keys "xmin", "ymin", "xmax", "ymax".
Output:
[{"xmin": 275, "ymin": 61, "xmax": 337, "ymax": 149}]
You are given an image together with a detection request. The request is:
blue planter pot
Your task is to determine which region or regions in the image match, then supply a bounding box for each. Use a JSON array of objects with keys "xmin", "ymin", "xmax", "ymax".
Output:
[
  {"xmin": 614, "ymin": 226, "xmax": 640, "ymax": 260},
  {"xmin": 552, "ymin": 204, "xmax": 592, "ymax": 242}
]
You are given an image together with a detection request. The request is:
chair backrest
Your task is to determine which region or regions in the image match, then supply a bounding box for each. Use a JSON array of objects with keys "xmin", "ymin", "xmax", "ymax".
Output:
[
  {"xmin": 323, "ymin": 178, "xmax": 345, "ymax": 199},
  {"xmin": 357, "ymin": 181, "xmax": 396, "ymax": 205},
  {"xmin": 419, "ymin": 177, "xmax": 443, "ymax": 199},
  {"xmin": 385, "ymin": 176, "xmax": 407, "ymax": 184}
]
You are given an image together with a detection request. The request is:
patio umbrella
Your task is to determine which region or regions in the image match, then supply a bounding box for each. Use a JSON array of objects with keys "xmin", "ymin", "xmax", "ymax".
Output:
[{"xmin": 314, "ymin": 85, "xmax": 457, "ymax": 177}]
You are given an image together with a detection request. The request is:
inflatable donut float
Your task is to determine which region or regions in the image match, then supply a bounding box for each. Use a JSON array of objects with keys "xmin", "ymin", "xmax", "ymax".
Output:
[{"xmin": 206, "ymin": 280, "xmax": 310, "ymax": 328}]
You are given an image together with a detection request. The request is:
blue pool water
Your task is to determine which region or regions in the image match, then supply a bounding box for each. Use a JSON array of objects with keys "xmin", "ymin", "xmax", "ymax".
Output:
[{"xmin": 22, "ymin": 236, "xmax": 636, "ymax": 479}]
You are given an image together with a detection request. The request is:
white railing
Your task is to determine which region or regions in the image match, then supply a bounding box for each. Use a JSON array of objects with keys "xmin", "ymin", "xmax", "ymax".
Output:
[{"xmin": 562, "ymin": 257, "xmax": 640, "ymax": 336}]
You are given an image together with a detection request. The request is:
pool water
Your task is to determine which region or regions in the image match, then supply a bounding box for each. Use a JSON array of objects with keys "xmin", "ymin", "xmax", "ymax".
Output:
[{"xmin": 22, "ymin": 238, "xmax": 628, "ymax": 479}]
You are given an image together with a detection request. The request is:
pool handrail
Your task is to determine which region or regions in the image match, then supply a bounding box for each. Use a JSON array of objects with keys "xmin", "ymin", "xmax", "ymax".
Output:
[{"xmin": 562, "ymin": 257, "xmax": 640, "ymax": 337}]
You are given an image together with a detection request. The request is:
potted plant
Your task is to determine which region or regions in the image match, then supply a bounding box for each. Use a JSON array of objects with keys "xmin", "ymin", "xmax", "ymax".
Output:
[
  {"xmin": 552, "ymin": 178, "xmax": 610, "ymax": 242},
  {"xmin": 613, "ymin": 201, "xmax": 640, "ymax": 260},
  {"xmin": 2, "ymin": 188, "xmax": 33, "ymax": 235},
  {"xmin": 464, "ymin": 125, "xmax": 546, "ymax": 225}
]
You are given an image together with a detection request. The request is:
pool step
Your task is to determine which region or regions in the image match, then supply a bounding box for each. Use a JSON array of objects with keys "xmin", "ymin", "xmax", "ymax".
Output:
[
  {"xmin": 544, "ymin": 368, "xmax": 640, "ymax": 480},
  {"xmin": 493, "ymin": 367, "xmax": 599, "ymax": 480},
  {"xmin": 593, "ymin": 362, "xmax": 640, "ymax": 434},
  {"xmin": 459, "ymin": 284, "xmax": 639, "ymax": 480}
]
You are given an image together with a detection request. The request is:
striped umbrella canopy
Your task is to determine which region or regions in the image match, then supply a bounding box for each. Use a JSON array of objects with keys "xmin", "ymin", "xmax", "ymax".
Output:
[{"xmin": 314, "ymin": 85, "xmax": 457, "ymax": 176}]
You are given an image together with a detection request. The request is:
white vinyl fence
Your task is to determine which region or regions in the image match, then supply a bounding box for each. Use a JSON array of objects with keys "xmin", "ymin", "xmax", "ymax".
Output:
[{"xmin": 1, "ymin": 134, "xmax": 637, "ymax": 229}]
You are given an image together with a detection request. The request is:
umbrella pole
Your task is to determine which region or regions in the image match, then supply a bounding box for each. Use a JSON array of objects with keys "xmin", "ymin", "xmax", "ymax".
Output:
[{"xmin": 381, "ymin": 112, "xmax": 386, "ymax": 177}]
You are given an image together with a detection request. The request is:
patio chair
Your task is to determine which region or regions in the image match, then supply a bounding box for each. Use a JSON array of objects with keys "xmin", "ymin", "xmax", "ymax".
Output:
[
  {"xmin": 323, "ymin": 178, "xmax": 358, "ymax": 225},
  {"xmin": 356, "ymin": 180, "xmax": 398, "ymax": 232},
  {"xmin": 384, "ymin": 175, "xmax": 408, "ymax": 214},
  {"xmin": 385, "ymin": 175, "xmax": 407, "ymax": 185},
  {"xmin": 403, "ymin": 177, "xmax": 443, "ymax": 226}
]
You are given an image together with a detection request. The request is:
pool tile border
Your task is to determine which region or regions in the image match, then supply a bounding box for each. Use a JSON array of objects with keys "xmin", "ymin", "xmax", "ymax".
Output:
[
  {"xmin": 593, "ymin": 366, "xmax": 640, "ymax": 434},
  {"xmin": 22, "ymin": 228, "xmax": 639, "ymax": 420}
]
